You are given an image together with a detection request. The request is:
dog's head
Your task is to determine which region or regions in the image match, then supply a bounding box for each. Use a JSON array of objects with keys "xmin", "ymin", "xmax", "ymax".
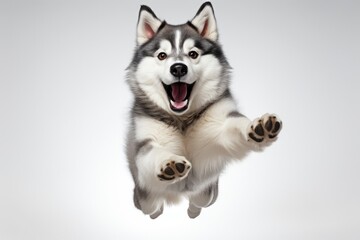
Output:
[{"xmin": 128, "ymin": 2, "xmax": 230, "ymax": 115}]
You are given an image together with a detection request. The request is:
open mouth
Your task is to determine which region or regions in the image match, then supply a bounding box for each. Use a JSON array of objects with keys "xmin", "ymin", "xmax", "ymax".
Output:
[{"xmin": 162, "ymin": 82, "xmax": 195, "ymax": 112}]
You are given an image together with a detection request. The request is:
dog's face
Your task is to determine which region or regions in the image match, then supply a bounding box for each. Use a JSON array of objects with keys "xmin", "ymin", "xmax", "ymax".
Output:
[{"xmin": 128, "ymin": 2, "xmax": 230, "ymax": 115}]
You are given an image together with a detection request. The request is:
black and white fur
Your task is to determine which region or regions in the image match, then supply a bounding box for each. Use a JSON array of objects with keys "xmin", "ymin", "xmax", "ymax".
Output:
[{"xmin": 126, "ymin": 2, "xmax": 282, "ymax": 219}]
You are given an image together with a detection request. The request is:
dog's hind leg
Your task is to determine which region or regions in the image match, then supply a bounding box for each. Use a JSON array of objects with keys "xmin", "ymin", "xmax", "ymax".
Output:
[
  {"xmin": 134, "ymin": 186, "xmax": 164, "ymax": 218},
  {"xmin": 187, "ymin": 180, "xmax": 219, "ymax": 218},
  {"xmin": 150, "ymin": 204, "xmax": 164, "ymax": 219},
  {"xmin": 133, "ymin": 186, "xmax": 147, "ymax": 211}
]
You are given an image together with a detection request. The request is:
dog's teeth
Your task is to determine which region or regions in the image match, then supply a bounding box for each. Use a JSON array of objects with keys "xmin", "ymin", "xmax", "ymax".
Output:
[{"xmin": 170, "ymin": 99, "xmax": 188, "ymax": 109}]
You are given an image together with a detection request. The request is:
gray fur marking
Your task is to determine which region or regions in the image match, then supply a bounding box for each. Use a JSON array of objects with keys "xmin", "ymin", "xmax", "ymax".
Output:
[
  {"xmin": 135, "ymin": 138, "xmax": 153, "ymax": 156},
  {"xmin": 227, "ymin": 111, "xmax": 244, "ymax": 118},
  {"xmin": 133, "ymin": 186, "xmax": 149, "ymax": 210}
]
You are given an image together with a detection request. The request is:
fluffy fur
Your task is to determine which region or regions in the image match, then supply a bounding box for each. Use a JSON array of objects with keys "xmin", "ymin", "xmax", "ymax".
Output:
[{"xmin": 126, "ymin": 2, "xmax": 282, "ymax": 219}]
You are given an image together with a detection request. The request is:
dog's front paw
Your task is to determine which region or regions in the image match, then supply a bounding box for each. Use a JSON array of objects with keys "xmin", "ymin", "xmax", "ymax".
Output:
[
  {"xmin": 247, "ymin": 114, "xmax": 282, "ymax": 145},
  {"xmin": 157, "ymin": 157, "xmax": 192, "ymax": 183}
]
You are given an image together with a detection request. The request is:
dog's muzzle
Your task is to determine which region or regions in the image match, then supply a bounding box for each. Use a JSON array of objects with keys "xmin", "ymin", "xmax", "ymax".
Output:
[{"xmin": 162, "ymin": 64, "xmax": 195, "ymax": 113}]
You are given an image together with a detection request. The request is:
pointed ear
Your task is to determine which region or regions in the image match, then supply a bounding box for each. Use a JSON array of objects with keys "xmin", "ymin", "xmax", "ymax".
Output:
[
  {"xmin": 136, "ymin": 5, "xmax": 162, "ymax": 45},
  {"xmin": 191, "ymin": 2, "xmax": 218, "ymax": 41}
]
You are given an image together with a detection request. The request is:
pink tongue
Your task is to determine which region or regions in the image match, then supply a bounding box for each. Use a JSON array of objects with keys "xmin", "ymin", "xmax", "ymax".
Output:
[{"xmin": 171, "ymin": 83, "xmax": 187, "ymax": 102}]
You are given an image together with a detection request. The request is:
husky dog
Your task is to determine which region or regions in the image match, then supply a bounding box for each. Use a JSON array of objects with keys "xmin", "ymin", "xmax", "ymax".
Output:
[{"xmin": 126, "ymin": 2, "xmax": 282, "ymax": 219}]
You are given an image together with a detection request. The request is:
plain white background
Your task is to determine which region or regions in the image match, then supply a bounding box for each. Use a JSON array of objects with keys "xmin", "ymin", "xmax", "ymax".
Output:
[{"xmin": 1, "ymin": 0, "xmax": 359, "ymax": 239}]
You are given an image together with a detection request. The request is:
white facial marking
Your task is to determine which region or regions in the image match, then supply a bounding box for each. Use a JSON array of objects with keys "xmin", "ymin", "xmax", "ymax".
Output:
[
  {"xmin": 183, "ymin": 39, "xmax": 195, "ymax": 53},
  {"xmin": 175, "ymin": 30, "xmax": 181, "ymax": 55},
  {"xmin": 159, "ymin": 39, "xmax": 172, "ymax": 55}
]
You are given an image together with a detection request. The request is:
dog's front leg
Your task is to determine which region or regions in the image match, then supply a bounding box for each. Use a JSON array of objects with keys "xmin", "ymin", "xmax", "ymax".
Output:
[
  {"xmin": 134, "ymin": 117, "xmax": 191, "ymax": 189},
  {"xmin": 186, "ymin": 97, "xmax": 282, "ymax": 161},
  {"xmin": 219, "ymin": 112, "xmax": 282, "ymax": 157}
]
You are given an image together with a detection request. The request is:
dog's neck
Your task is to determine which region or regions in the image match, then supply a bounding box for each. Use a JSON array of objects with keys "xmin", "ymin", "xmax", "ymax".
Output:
[{"xmin": 132, "ymin": 89, "xmax": 231, "ymax": 133}]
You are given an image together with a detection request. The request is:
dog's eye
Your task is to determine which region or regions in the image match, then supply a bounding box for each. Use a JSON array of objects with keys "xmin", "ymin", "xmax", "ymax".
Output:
[
  {"xmin": 188, "ymin": 51, "xmax": 199, "ymax": 59},
  {"xmin": 157, "ymin": 52, "xmax": 167, "ymax": 60}
]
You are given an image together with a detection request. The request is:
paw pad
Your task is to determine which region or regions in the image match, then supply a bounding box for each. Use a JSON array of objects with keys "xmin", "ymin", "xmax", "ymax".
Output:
[
  {"xmin": 248, "ymin": 114, "xmax": 282, "ymax": 143},
  {"xmin": 158, "ymin": 160, "xmax": 191, "ymax": 182}
]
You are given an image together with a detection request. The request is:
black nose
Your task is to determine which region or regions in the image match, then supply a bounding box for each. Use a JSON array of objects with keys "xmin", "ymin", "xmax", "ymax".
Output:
[{"xmin": 170, "ymin": 63, "xmax": 188, "ymax": 78}]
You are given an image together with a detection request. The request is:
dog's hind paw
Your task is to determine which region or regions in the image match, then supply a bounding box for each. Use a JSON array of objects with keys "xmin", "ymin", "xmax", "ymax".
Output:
[
  {"xmin": 157, "ymin": 157, "xmax": 191, "ymax": 183},
  {"xmin": 247, "ymin": 113, "xmax": 282, "ymax": 145}
]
